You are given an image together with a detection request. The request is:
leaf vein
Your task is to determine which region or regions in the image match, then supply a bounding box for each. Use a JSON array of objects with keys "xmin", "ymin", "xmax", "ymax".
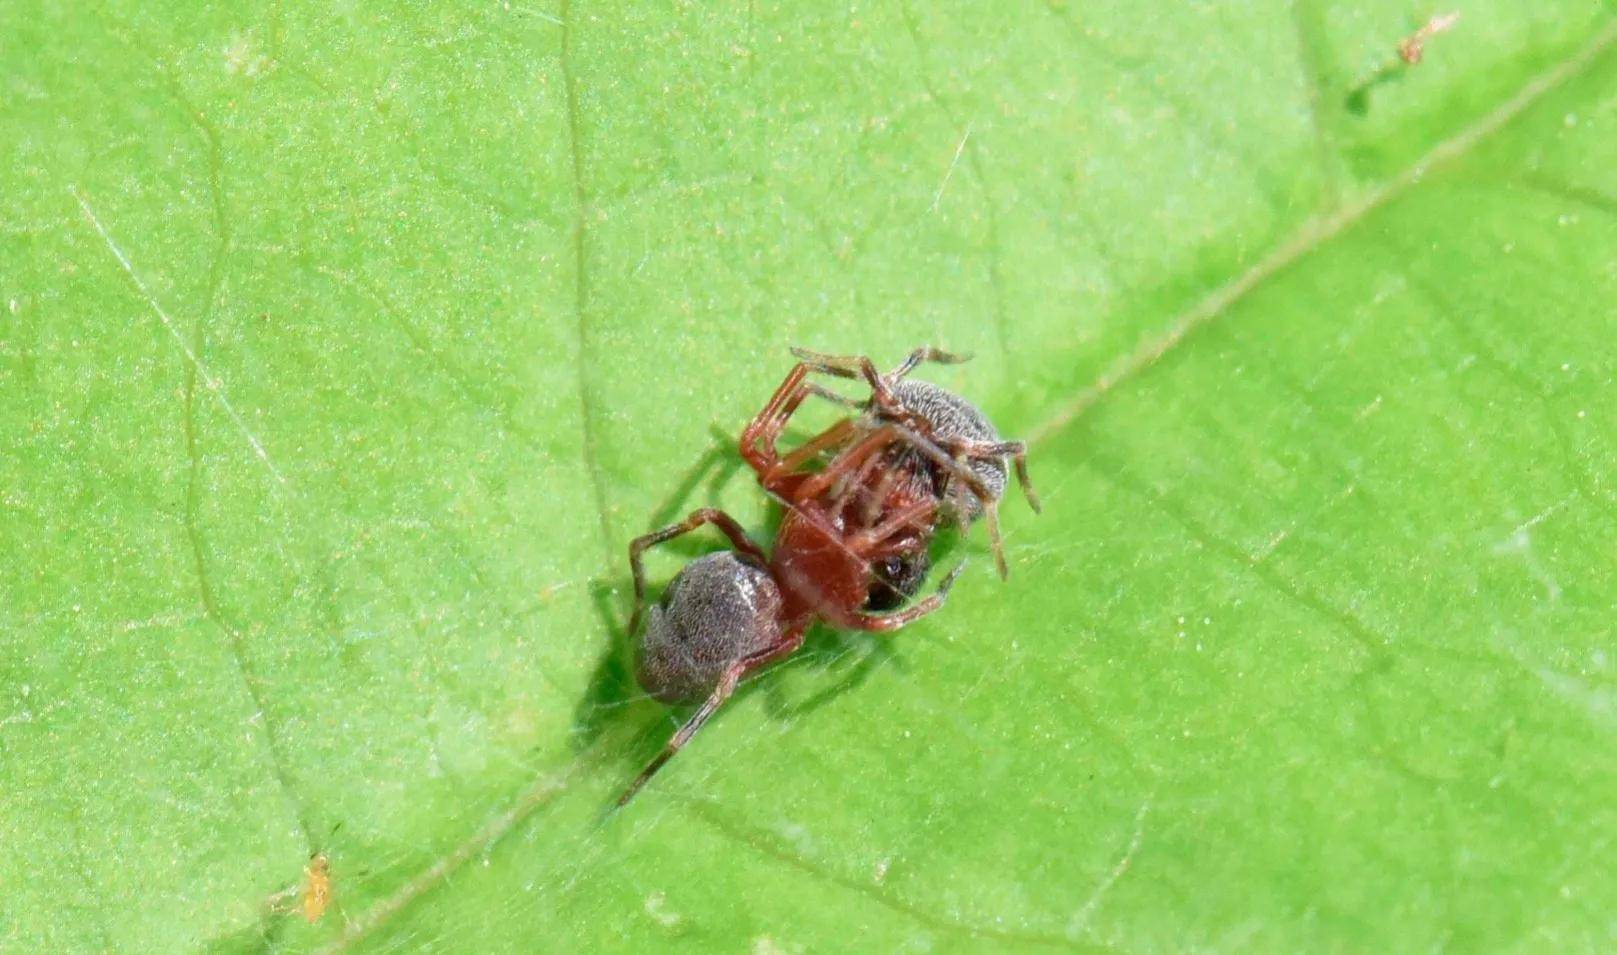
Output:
[
  {"xmin": 166, "ymin": 70, "xmax": 317, "ymax": 864},
  {"xmin": 561, "ymin": 0, "xmax": 615, "ymax": 565},
  {"xmin": 1028, "ymin": 21, "xmax": 1617, "ymax": 447}
]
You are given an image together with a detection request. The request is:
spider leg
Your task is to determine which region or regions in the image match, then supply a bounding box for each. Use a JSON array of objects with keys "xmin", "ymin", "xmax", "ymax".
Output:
[
  {"xmin": 838, "ymin": 560, "xmax": 966, "ymax": 632},
  {"xmin": 797, "ymin": 424, "xmax": 915, "ymax": 502},
  {"xmin": 802, "ymin": 421, "xmax": 1008, "ymax": 577},
  {"xmin": 886, "ymin": 345, "xmax": 971, "ymax": 381},
  {"xmin": 772, "ymin": 416, "xmax": 861, "ymax": 480},
  {"xmin": 982, "ymin": 500, "xmax": 1009, "ymax": 580},
  {"xmin": 849, "ymin": 496, "xmax": 940, "ymax": 552},
  {"xmin": 787, "ymin": 347, "xmax": 898, "ymax": 407},
  {"xmin": 869, "ymin": 422, "xmax": 1026, "ymax": 577},
  {"xmin": 740, "ymin": 363, "xmax": 812, "ymax": 474},
  {"xmin": 751, "ymin": 422, "xmax": 866, "ymax": 514},
  {"xmin": 937, "ymin": 436, "xmax": 1041, "ymax": 514},
  {"xmin": 822, "ymin": 425, "xmax": 903, "ymax": 526},
  {"xmin": 852, "ymin": 442, "xmax": 909, "ymax": 527},
  {"xmin": 790, "ymin": 344, "xmax": 971, "ymax": 388},
  {"xmin": 884, "ymin": 423, "xmax": 996, "ymax": 509},
  {"xmin": 740, "ymin": 364, "xmax": 872, "ymax": 481},
  {"xmin": 627, "ymin": 508, "xmax": 768, "ymax": 639},
  {"xmin": 924, "ymin": 435, "xmax": 1041, "ymax": 578},
  {"xmin": 617, "ymin": 627, "xmax": 805, "ymax": 806},
  {"xmin": 802, "ymin": 381, "xmax": 864, "ymax": 410},
  {"xmin": 800, "ymin": 421, "xmax": 997, "ymax": 548}
]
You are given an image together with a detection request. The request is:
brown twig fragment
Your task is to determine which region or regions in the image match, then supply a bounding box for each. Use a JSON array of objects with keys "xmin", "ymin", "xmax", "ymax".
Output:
[
  {"xmin": 1398, "ymin": 12, "xmax": 1461, "ymax": 65},
  {"xmin": 1347, "ymin": 11, "xmax": 1464, "ymax": 114}
]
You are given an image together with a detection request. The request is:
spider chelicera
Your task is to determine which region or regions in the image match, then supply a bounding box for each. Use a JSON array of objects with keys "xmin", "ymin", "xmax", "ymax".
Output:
[{"xmin": 618, "ymin": 347, "xmax": 1039, "ymax": 804}]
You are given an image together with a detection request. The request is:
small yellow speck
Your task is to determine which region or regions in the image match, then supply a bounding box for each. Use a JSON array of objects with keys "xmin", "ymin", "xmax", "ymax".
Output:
[{"xmin": 301, "ymin": 855, "xmax": 332, "ymax": 923}]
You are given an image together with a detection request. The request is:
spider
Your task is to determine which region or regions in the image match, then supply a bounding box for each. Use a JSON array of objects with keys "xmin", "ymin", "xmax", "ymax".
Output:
[{"xmin": 617, "ymin": 347, "xmax": 1040, "ymax": 804}]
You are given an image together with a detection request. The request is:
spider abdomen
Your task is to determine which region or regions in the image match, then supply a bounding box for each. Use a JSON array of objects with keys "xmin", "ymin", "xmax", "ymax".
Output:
[
  {"xmin": 891, "ymin": 379, "xmax": 1008, "ymax": 522},
  {"xmin": 635, "ymin": 551, "xmax": 783, "ymax": 704}
]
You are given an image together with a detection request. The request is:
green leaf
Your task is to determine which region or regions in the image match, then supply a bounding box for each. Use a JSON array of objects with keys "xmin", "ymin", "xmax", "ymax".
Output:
[{"xmin": 5, "ymin": 1, "xmax": 1616, "ymax": 951}]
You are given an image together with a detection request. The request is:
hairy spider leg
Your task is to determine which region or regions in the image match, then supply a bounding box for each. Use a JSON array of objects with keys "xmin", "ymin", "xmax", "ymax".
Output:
[
  {"xmin": 848, "ymin": 495, "xmax": 940, "ymax": 554},
  {"xmin": 982, "ymin": 503, "xmax": 1008, "ymax": 580},
  {"xmin": 785, "ymin": 348, "xmax": 894, "ymax": 404},
  {"xmin": 788, "ymin": 351, "xmax": 1032, "ymax": 526},
  {"xmin": 937, "ymin": 436, "xmax": 1042, "ymax": 514},
  {"xmin": 859, "ymin": 422, "xmax": 1037, "ymax": 584},
  {"xmin": 796, "ymin": 424, "xmax": 906, "ymax": 505},
  {"xmin": 756, "ymin": 351, "xmax": 1013, "ymax": 523},
  {"xmin": 827, "ymin": 431, "xmax": 938, "ymax": 538},
  {"xmin": 742, "ymin": 349, "xmax": 968, "ymax": 493},
  {"xmin": 760, "ymin": 417, "xmax": 877, "ymax": 523},
  {"xmin": 627, "ymin": 508, "xmax": 769, "ymax": 639},
  {"xmin": 787, "ymin": 346, "xmax": 971, "ymax": 405},
  {"xmin": 763, "ymin": 405, "xmax": 950, "ymax": 578},
  {"xmin": 773, "ymin": 417, "xmax": 862, "ymax": 480},
  {"xmin": 802, "ymin": 381, "xmax": 865, "ymax": 409},
  {"xmin": 886, "ymin": 346, "xmax": 971, "ymax": 380},
  {"xmin": 852, "ymin": 442, "xmax": 903, "ymax": 527},
  {"xmin": 919, "ymin": 434, "xmax": 1041, "ymax": 580},
  {"xmin": 824, "ymin": 428, "xmax": 897, "ymax": 525},
  {"xmin": 794, "ymin": 427, "xmax": 954, "ymax": 609},
  {"xmin": 739, "ymin": 363, "xmax": 820, "ymax": 473},
  {"xmin": 803, "ymin": 423, "xmax": 995, "ymax": 517},
  {"xmin": 879, "ymin": 420, "xmax": 1042, "ymax": 578},
  {"xmin": 740, "ymin": 364, "xmax": 871, "ymax": 479},
  {"xmin": 776, "ymin": 421, "xmax": 1006, "ymax": 585},
  {"xmin": 617, "ymin": 626, "xmax": 806, "ymax": 806},
  {"xmin": 746, "ymin": 419, "xmax": 869, "ymax": 521},
  {"xmin": 825, "ymin": 459, "xmax": 941, "ymax": 602},
  {"xmin": 758, "ymin": 423, "xmax": 935, "ymax": 607}
]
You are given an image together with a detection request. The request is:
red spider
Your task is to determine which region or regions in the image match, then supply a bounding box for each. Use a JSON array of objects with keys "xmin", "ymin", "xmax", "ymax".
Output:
[{"xmin": 618, "ymin": 347, "xmax": 1039, "ymax": 804}]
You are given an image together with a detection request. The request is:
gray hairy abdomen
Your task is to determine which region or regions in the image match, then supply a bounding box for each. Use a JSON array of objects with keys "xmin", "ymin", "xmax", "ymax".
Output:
[
  {"xmin": 636, "ymin": 552, "xmax": 782, "ymax": 704},
  {"xmin": 892, "ymin": 379, "xmax": 1007, "ymax": 519}
]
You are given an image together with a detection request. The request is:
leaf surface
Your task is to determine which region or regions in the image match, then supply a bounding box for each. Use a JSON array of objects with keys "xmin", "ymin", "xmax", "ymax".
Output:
[{"xmin": 3, "ymin": 1, "xmax": 1616, "ymax": 951}]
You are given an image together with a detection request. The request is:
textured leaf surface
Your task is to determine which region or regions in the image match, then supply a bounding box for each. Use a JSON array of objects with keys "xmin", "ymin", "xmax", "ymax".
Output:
[{"xmin": 4, "ymin": 1, "xmax": 1617, "ymax": 951}]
